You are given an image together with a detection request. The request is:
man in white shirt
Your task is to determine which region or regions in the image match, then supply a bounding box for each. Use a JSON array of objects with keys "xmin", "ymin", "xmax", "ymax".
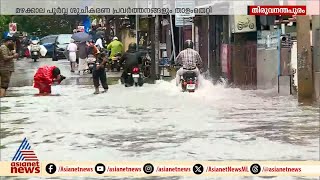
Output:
[
  {"xmin": 67, "ymin": 39, "xmax": 78, "ymax": 72},
  {"xmin": 95, "ymin": 35, "xmax": 104, "ymax": 50}
]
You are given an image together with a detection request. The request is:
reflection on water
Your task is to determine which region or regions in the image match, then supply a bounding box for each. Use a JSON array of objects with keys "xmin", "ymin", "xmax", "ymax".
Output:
[{"xmin": 0, "ymin": 78, "xmax": 319, "ymax": 180}]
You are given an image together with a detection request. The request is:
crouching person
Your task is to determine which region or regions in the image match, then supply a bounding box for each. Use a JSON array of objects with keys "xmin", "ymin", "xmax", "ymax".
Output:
[{"xmin": 33, "ymin": 65, "xmax": 65, "ymax": 95}]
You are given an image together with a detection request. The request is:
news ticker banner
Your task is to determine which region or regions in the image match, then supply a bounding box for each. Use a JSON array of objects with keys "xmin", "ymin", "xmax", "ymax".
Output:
[
  {"xmin": 1, "ymin": 161, "xmax": 320, "ymax": 176},
  {"xmin": 0, "ymin": 0, "xmax": 319, "ymax": 15}
]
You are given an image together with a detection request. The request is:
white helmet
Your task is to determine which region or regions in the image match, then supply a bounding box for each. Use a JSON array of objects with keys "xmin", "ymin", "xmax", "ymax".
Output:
[
  {"xmin": 31, "ymin": 40, "xmax": 39, "ymax": 45},
  {"xmin": 112, "ymin": 37, "xmax": 118, "ymax": 41}
]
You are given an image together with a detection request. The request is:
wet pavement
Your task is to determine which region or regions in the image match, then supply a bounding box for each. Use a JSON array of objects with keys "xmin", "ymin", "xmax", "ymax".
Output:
[{"xmin": 0, "ymin": 58, "xmax": 320, "ymax": 180}]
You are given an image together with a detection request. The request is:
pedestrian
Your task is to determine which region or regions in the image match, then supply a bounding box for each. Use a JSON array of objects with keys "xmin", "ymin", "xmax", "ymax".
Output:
[
  {"xmin": 21, "ymin": 36, "xmax": 30, "ymax": 58},
  {"xmin": 15, "ymin": 37, "xmax": 21, "ymax": 60},
  {"xmin": 77, "ymin": 41, "xmax": 88, "ymax": 75},
  {"xmin": 0, "ymin": 36, "xmax": 19, "ymax": 97},
  {"xmin": 67, "ymin": 39, "xmax": 77, "ymax": 72},
  {"xmin": 92, "ymin": 52, "xmax": 109, "ymax": 94},
  {"xmin": 33, "ymin": 65, "xmax": 65, "ymax": 95}
]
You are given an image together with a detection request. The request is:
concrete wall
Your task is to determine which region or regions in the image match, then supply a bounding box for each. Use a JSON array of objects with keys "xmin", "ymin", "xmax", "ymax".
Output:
[
  {"xmin": 257, "ymin": 30, "xmax": 279, "ymax": 89},
  {"xmin": 257, "ymin": 49, "xmax": 278, "ymax": 89}
]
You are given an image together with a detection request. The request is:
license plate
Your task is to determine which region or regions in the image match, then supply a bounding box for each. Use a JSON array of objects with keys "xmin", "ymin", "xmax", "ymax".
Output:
[
  {"xmin": 186, "ymin": 84, "xmax": 195, "ymax": 89},
  {"xmin": 132, "ymin": 74, "xmax": 139, "ymax": 78},
  {"xmin": 33, "ymin": 52, "xmax": 38, "ymax": 55}
]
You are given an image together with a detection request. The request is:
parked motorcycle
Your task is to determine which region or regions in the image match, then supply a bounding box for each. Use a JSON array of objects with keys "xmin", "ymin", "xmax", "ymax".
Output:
[{"xmin": 125, "ymin": 66, "xmax": 144, "ymax": 87}]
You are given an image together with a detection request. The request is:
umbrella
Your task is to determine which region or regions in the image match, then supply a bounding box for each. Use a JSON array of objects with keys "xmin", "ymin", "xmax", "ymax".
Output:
[{"xmin": 71, "ymin": 32, "xmax": 92, "ymax": 42}]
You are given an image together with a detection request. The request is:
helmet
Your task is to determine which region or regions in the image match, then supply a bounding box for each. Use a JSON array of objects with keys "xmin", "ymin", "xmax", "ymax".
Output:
[
  {"xmin": 184, "ymin": 40, "xmax": 193, "ymax": 49},
  {"xmin": 128, "ymin": 42, "xmax": 136, "ymax": 50},
  {"xmin": 113, "ymin": 37, "xmax": 118, "ymax": 41}
]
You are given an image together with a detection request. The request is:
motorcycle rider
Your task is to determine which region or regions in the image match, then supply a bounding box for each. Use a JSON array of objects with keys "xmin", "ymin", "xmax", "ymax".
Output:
[
  {"xmin": 119, "ymin": 42, "xmax": 143, "ymax": 86},
  {"xmin": 106, "ymin": 37, "xmax": 123, "ymax": 60},
  {"xmin": 175, "ymin": 39, "xmax": 202, "ymax": 86},
  {"xmin": 95, "ymin": 35, "xmax": 104, "ymax": 51}
]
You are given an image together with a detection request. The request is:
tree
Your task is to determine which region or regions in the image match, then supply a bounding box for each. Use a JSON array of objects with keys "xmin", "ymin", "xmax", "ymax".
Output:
[
  {"xmin": 10, "ymin": 15, "xmax": 81, "ymax": 36},
  {"xmin": 0, "ymin": 16, "xmax": 11, "ymax": 30}
]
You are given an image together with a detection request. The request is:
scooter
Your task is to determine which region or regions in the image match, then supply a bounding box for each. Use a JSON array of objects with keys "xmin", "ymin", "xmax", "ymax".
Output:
[
  {"xmin": 30, "ymin": 40, "xmax": 41, "ymax": 62},
  {"xmin": 174, "ymin": 65, "xmax": 198, "ymax": 93},
  {"xmin": 180, "ymin": 71, "xmax": 198, "ymax": 92},
  {"xmin": 31, "ymin": 50, "xmax": 40, "ymax": 62}
]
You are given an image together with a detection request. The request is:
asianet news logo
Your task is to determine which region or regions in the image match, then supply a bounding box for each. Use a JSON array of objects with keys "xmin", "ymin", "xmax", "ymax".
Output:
[{"xmin": 11, "ymin": 138, "xmax": 40, "ymax": 174}]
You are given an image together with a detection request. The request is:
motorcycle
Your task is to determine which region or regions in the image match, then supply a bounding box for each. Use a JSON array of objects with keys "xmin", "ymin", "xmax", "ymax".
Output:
[
  {"xmin": 30, "ymin": 40, "xmax": 41, "ymax": 62},
  {"xmin": 31, "ymin": 50, "xmax": 40, "ymax": 62},
  {"xmin": 87, "ymin": 55, "xmax": 96, "ymax": 74},
  {"xmin": 125, "ymin": 66, "xmax": 144, "ymax": 87},
  {"xmin": 180, "ymin": 70, "xmax": 198, "ymax": 92},
  {"xmin": 110, "ymin": 52, "xmax": 122, "ymax": 72}
]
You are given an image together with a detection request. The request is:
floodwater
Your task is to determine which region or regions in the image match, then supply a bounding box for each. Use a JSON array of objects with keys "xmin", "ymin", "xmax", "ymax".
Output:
[{"xmin": 0, "ymin": 76, "xmax": 319, "ymax": 180}]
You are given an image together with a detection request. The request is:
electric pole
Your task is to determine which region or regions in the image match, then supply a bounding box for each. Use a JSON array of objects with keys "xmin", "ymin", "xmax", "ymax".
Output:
[
  {"xmin": 296, "ymin": 15, "xmax": 313, "ymax": 102},
  {"xmin": 150, "ymin": 16, "xmax": 156, "ymax": 83},
  {"xmin": 312, "ymin": 15, "xmax": 320, "ymax": 101},
  {"xmin": 154, "ymin": 15, "xmax": 160, "ymax": 79}
]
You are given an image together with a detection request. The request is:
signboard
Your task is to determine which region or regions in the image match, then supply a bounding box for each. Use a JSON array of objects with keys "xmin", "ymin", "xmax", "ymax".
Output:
[
  {"xmin": 280, "ymin": 34, "xmax": 292, "ymax": 48},
  {"xmin": 175, "ymin": 0, "xmax": 195, "ymax": 27},
  {"xmin": 257, "ymin": 30, "xmax": 279, "ymax": 50},
  {"xmin": 9, "ymin": 23, "xmax": 17, "ymax": 34},
  {"xmin": 77, "ymin": 26, "xmax": 84, "ymax": 32},
  {"xmin": 159, "ymin": 43, "xmax": 166, "ymax": 50},
  {"xmin": 231, "ymin": 15, "xmax": 256, "ymax": 33}
]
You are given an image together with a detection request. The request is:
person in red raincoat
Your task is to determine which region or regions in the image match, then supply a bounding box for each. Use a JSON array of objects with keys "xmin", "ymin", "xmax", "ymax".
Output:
[{"xmin": 33, "ymin": 65, "xmax": 65, "ymax": 94}]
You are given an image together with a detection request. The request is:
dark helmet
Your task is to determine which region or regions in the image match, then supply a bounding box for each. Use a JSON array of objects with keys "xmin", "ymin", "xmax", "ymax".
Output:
[
  {"xmin": 52, "ymin": 67, "xmax": 61, "ymax": 78},
  {"xmin": 128, "ymin": 42, "xmax": 136, "ymax": 51},
  {"xmin": 184, "ymin": 40, "xmax": 193, "ymax": 49}
]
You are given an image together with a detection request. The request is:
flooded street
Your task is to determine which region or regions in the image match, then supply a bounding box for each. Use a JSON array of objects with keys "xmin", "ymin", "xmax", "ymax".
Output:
[{"xmin": 1, "ymin": 75, "xmax": 319, "ymax": 180}]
